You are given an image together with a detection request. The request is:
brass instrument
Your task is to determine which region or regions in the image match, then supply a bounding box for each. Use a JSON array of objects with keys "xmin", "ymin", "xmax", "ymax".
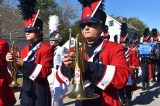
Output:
[
  {"xmin": 69, "ymin": 29, "xmax": 72, "ymax": 51},
  {"xmin": 68, "ymin": 34, "xmax": 100, "ymax": 100},
  {"xmin": 9, "ymin": 34, "xmax": 20, "ymax": 87}
]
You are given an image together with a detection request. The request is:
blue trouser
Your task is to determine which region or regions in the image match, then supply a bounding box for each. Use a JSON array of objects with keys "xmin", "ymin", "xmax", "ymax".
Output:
[
  {"xmin": 157, "ymin": 61, "xmax": 160, "ymax": 82},
  {"xmin": 141, "ymin": 58, "xmax": 150, "ymax": 87},
  {"xmin": 151, "ymin": 59, "xmax": 158, "ymax": 80}
]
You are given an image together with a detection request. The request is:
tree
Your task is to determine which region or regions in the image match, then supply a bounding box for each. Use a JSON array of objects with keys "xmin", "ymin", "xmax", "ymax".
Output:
[
  {"xmin": 0, "ymin": 0, "xmax": 4, "ymax": 5},
  {"xmin": 0, "ymin": 0, "xmax": 78, "ymax": 41},
  {"xmin": 36, "ymin": 0, "xmax": 59, "ymax": 22},
  {"xmin": 70, "ymin": 20, "xmax": 81, "ymax": 38},
  {"xmin": 60, "ymin": 20, "xmax": 81, "ymax": 44},
  {"xmin": 127, "ymin": 17, "xmax": 147, "ymax": 35},
  {"xmin": 55, "ymin": 0, "xmax": 78, "ymax": 43},
  {"xmin": 29, "ymin": 0, "xmax": 77, "ymax": 40},
  {"xmin": 36, "ymin": 0, "xmax": 77, "ymax": 42},
  {"xmin": 35, "ymin": 0, "xmax": 59, "ymax": 37}
]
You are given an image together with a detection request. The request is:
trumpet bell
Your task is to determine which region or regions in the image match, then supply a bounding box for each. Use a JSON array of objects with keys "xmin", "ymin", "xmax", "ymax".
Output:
[{"xmin": 68, "ymin": 83, "xmax": 100, "ymax": 100}]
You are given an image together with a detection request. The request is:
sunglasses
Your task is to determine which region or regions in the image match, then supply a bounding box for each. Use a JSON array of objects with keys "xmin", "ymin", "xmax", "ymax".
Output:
[
  {"xmin": 80, "ymin": 22, "xmax": 99, "ymax": 29},
  {"xmin": 24, "ymin": 26, "xmax": 37, "ymax": 32},
  {"xmin": 25, "ymin": 30, "xmax": 36, "ymax": 33}
]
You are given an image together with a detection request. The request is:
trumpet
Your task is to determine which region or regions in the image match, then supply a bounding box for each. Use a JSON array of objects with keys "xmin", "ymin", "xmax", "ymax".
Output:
[
  {"xmin": 68, "ymin": 34, "xmax": 100, "ymax": 100},
  {"xmin": 9, "ymin": 34, "xmax": 20, "ymax": 87}
]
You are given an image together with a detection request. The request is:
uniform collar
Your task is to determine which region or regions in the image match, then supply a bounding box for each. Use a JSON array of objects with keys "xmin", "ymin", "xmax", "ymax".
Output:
[
  {"xmin": 29, "ymin": 40, "xmax": 42, "ymax": 50},
  {"xmin": 86, "ymin": 37, "xmax": 103, "ymax": 48},
  {"xmin": 86, "ymin": 37, "xmax": 103, "ymax": 57}
]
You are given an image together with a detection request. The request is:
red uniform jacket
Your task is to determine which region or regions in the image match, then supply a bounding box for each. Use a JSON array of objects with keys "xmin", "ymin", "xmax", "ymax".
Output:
[
  {"xmin": 0, "ymin": 38, "xmax": 16, "ymax": 106},
  {"xmin": 57, "ymin": 39, "xmax": 129, "ymax": 106},
  {"xmin": 20, "ymin": 41, "xmax": 53, "ymax": 105},
  {"xmin": 129, "ymin": 46, "xmax": 140, "ymax": 68},
  {"xmin": 153, "ymin": 36, "xmax": 159, "ymax": 42},
  {"xmin": 128, "ymin": 46, "xmax": 140, "ymax": 90},
  {"xmin": 21, "ymin": 42, "xmax": 53, "ymax": 81},
  {"xmin": 140, "ymin": 35, "xmax": 151, "ymax": 43}
]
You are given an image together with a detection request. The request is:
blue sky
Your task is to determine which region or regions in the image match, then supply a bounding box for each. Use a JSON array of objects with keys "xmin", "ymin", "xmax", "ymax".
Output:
[
  {"xmin": 9, "ymin": 0, "xmax": 160, "ymax": 31},
  {"xmin": 69, "ymin": 0, "xmax": 160, "ymax": 31}
]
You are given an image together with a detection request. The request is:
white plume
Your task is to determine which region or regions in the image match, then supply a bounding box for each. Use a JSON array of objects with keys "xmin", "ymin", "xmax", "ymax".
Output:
[{"xmin": 49, "ymin": 15, "xmax": 60, "ymax": 34}]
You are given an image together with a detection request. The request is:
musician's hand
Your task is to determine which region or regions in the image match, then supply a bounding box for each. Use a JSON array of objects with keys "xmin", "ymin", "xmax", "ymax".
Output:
[
  {"xmin": 6, "ymin": 52, "xmax": 13, "ymax": 62},
  {"xmin": 16, "ymin": 57, "xmax": 24, "ymax": 67},
  {"xmin": 63, "ymin": 52, "xmax": 75, "ymax": 68}
]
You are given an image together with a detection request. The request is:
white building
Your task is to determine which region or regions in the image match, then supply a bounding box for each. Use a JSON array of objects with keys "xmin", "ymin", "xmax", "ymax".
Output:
[{"xmin": 105, "ymin": 14, "xmax": 138, "ymax": 43}]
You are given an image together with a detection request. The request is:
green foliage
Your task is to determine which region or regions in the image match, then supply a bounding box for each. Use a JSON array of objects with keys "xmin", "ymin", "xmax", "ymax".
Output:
[
  {"xmin": 1, "ymin": 0, "xmax": 78, "ymax": 42},
  {"xmin": 55, "ymin": 0, "xmax": 78, "ymax": 43},
  {"xmin": 36, "ymin": 0, "xmax": 59, "ymax": 23},
  {"xmin": 127, "ymin": 17, "xmax": 147, "ymax": 35},
  {"xmin": 59, "ymin": 21, "xmax": 81, "ymax": 45},
  {"xmin": 70, "ymin": 21, "xmax": 81, "ymax": 38},
  {"xmin": 0, "ymin": 0, "xmax": 4, "ymax": 5},
  {"xmin": 34, "ymin": 0, "xmax": 78, "ymax": 41}
]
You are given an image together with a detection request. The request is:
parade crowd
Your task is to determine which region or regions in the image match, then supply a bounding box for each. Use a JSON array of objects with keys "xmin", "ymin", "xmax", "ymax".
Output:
[{"xmin": 1, "ymin": 0, "xmax": 160, "ymax": 106}]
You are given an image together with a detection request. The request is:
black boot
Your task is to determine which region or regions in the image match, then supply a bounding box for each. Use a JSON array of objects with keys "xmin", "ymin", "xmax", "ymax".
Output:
[
  {"xmin": 142, "ymin": 83, "xmax": 146, "ymax": 91},
  {"xmin": 126, "ymin": 98, "xmax": 132, "ymax": 106},
  {"xmin": 121, "ymin": 99, "xmax": 126, "ymax": 106},
  {"xmin": 135, "ymin": 69, "xmax": 139, "ymax": 79},
  {"xmin": 151, "ymin": 78, "xmax": 157, "ymax": 82},
  {"xmin": 157, "ymin": 78, "xmax": 160, "ymax": 85},
  {"xmin": 146, "ymin": 82, "xmax": 150, "ymax": 90}
]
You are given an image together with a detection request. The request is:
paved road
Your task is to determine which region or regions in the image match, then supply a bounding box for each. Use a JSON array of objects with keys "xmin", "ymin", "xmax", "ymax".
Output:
[
  {"xmin": 14, "ymin": 78, "xmax": 160, "ymax": 106},
  {"xmin": 131, "ymin": 80, "xmax": 160, "ymax": 106}
]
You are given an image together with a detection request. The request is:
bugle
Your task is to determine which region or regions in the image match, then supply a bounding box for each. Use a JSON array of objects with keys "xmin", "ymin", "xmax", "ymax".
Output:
[
  {"xmin": 9, "ymin": 34, "xmax": 20, "ymax": 87},
  {"xmin": 68, "ymin": 34, "xmax": 100, "ymax": 100}
]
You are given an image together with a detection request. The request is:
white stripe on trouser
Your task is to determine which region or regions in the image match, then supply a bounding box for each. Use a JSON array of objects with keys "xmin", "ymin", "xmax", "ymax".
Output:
[{"xmin": 49, "ymin": 68, "xmax": 67, "ymax": 106}]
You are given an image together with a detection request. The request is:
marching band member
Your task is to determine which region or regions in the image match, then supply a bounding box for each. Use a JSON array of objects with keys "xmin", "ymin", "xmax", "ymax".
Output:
[
  {"xmin": 114, "ymin": 35, "xmax": 118, "ymax": 43},
  {"xmin": 117, "ymin": 23, "xmax": 136, "ymax": 106},
  {"xmin": 118, "ymin": 24, "xmax": 140, "ymax": 106},
  {"xmin": 154, "ymin": 30, "xmax": 160, "ymax": 83},
  {"xmin": 118, "ymin": 34, "xmax": 130, "ymax": 106},
  {"xmin": 140, "ymin": 28, "xmax": 151, "ymax": 43},
  {"xmin": 102, "ymin": 25, "xmax": 110, "ymax": 41},
  {"xmin": 47, "ymin": 15, "xmax": 67, "ymax": 106},
  {"xmin": 139, "ymin": 28, "xmax": 152, "ymax": 90},
  {"xmin": 151, "ymin": 28, "xmax": 159, "ymax": 82},
  {"xmin": 6, "ymin": 0, "xmax": 53, "ymax": 105},
  {"xmin": 152, "ymin": 28, "xmax": 159, "ymax": 43},
  {"xmin": 0, "ymin": 37, "xmax": 16, "ymax": 106},
  {"xmin": 128, "ymin": 36, "xmax": 140, "ymax": 105},
  {"xmin": 56, "ymin": 0, "xmax": 129, "ymax": 106},
  {"xmin": 130, "ymin": 34, "xmax": 140, "ymax": 79}
]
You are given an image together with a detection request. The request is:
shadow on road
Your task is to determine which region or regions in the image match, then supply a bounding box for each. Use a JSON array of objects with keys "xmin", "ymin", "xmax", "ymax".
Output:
[{"xmin": 132, "ymin": 82, "xmax": 160, "ymax": 105}]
